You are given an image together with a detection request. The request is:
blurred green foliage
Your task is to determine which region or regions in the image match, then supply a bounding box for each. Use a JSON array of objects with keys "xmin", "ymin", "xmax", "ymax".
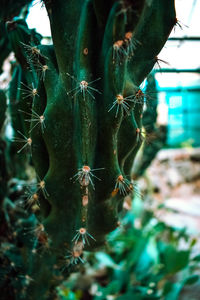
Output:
[{"xmin": 57, "ymin": 195, "xmax": 199, "ymax": 300}]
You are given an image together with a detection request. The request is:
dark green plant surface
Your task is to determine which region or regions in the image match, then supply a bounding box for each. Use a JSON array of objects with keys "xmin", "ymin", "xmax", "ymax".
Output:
[
  {"xmin": 0, "ymin": 21, "xmax": 11, "ymax": 74},
  {"xmin": 0, "ymin": 89, "xmax": 7, "ymax": 203},
  {"xmin": 7, "ymin": 18, "xmax": 42, "ymax": 179},
  {"xmin": 0, "ymin": 0, "xmax": 32, "ymax": 71},
  {"xmin": 0, "ymin": 0, "xmax": 177, "ymax": 298},
  {"xmin": 0, "ymin": 0, "xmax": 32, "ymax": 21},
  {"xmin": 7, "ymin": 0, "xmax": 175, "ymax": 246},
  {"xmin": 132, "ymin": 73, "xmax": 167, "ymax": 179}
]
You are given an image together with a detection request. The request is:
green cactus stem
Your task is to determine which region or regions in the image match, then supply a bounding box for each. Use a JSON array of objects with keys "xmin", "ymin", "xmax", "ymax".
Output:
[
  {"xmin": 132, "ymin": 73, "xmax": 167, "ymax": 179},
  {"xmin": 5, "ymin": 0, "xmax": 176, "ymax": 298},
  {"xmin": 0, "ymin": 89, "xmax": 7, "ymax": 203}
]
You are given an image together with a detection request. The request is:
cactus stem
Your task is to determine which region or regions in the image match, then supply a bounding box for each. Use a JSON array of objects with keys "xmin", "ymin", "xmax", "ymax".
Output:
[{"xmin": 72, "ymin": 227, "xmax": 96, "ymax": 245}]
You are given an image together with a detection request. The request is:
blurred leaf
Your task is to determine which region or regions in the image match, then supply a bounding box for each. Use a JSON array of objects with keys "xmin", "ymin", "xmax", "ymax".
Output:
[
  {"xmin": 153, "ymin": 222, "xmax": 167, "ymax": 234},
  {"xmin": 163, "ymin": 282, "xmax": 182, "ymax": 300},
  {"xmin": 162, "ymin": 281, "xmax": 173, "ymax": 295},
  {"xmin": 158, "ymin": 243, "xmax": 190, "ymax": 274},
  {"xmin": 125, "ymin": 236, "xmax": 148, "ymax": 267},
  {"xmin": 183, "ymin": 274, "xmax": 199, "ymax": 285},
  {"xmin": 104, "ymin": 280, "xmax": 122, "ymax": 295},
  {"xmin": 117, "ymin": 291, "xmax": 140, "ymax": 300},
  {"xmin": 95, "ymin": 252, "xmax": 119, "ymax": 269},
  {"xmin": 57, "ymin": 287, "xmax": 80, "ymax": 300},
  {"xmin": 190, "ymin": 238, "xmax": 197, "ymax": 248},
  {"xmin": 192, "ymin": 254, "xmax": 200, "ymax": 262},
  {"xmin": 141, "ymin": 210, "xmax": 154, "ymax": 227}
]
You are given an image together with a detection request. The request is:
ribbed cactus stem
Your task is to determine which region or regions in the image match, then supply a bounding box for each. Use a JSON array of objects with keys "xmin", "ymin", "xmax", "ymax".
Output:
[{"xmin": 5, "ymin": 0, "xmax": 176, "ymax": 298}]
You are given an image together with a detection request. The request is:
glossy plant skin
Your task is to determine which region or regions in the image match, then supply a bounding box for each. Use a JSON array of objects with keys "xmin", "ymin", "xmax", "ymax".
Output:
[{"xmin": 4, "ymin": 0, "xmax": 176, "ymax": 298}]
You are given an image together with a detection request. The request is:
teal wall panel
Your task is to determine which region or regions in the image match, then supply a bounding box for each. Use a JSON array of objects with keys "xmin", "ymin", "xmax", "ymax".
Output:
[{"xmin": 164, "ymin": 89, "xmax": 200, "ymax": 147}]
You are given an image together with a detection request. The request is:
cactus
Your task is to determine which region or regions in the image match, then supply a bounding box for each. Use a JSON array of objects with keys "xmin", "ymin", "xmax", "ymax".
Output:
[
  {"xmin": 132, "ymin": 72, "xmax": 167, "ymax": 179},
  {"xmin": 0, "ymin": 0, "xmax": 33, "ymax": 71},
  {"xmin": 0, "ymin": 89, "xmax": 7, "ymax": 202},
  {"xmin": 0, "ymin": 88, "xmax": 38, "ymax": 300},
  {"xmin": 7, "ymin": 18, "xmax": 42, "ymax": 179},
  {"xmin": 4, "ymin": 0, "xmax": 176, "ymax": 298}
]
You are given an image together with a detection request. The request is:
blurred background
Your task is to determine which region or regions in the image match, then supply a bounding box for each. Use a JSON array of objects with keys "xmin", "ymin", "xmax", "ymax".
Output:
[{"xmin": 0, "ymin": 0, "xmax": 200, "ymax": 299}]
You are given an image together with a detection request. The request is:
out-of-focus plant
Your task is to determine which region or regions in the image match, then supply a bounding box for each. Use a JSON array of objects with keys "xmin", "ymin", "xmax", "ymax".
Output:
[
  {"xmin": 132, "ymin": 73, "xmax": 167, "ymax": 179},
  {"xmin": 57, "ymin": 196, "xmax": 199, "ymax": 300}
]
